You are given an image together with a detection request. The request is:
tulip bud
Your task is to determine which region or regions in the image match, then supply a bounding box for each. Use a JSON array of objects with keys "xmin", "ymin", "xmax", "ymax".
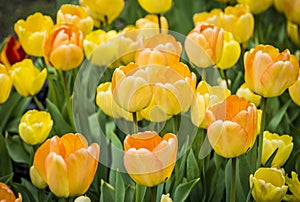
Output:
[
  {"xmin": 30, "ymin": 166, "xmax": 47, "ymax": 189},
  {"xmin": 161, "ymin": 193, "xmax": 173, "ymax": 202},
  {"xmin": 0, "ymin": 64, "xmax": 12, "ymax": 104},
  {"xmin": 237, "ymin": 0, "xmax": 273, "ymax": 14},
  {"xmin": 74, "ymin": 196, "xmax": 91, "ymax": 202},
  {"xmin": 138, "ymin": 0, "xmax": 172, "ymax": 14}
]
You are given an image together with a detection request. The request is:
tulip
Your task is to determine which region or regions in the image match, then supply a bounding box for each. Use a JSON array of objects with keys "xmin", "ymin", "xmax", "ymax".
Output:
[
  {"xmin": 216, "ymin": 31, "xmax": 241, "ymax": 69},
  {"xmin": 0, "ymin": 182, "xmax": 22, "ymax": 202},
  {"xmin": 123, "ymin": 131, "xmax": 177, "ymax": 187},
  {"xmin": 287, "ymin": 21, "xmax": 300, "ymax": 47},
  {"xmin": 193, "ymin": 9, "xmax": 223, "ymax": 28},
  {"xmin": 161, "ymin": 193, "xmax": 173, "ymax": 202},
  {"xmin": 289, "ymin": 69, "xmax": 300, "ymax": 106},
  {"xmin": 138, "ymin": 0, "xmax": 172, "ymax": 14},
  {"xmin": 237, "ymin": 0, "xmax": 273, "ymax": 14},
  {"xmin": 14, "ymin": 12, "xmax": 54, "ymax": 56},
  {"xmin": 19, "ymin": 109, "xmax": 53, "ymax": 145},
  {"xmin": 44, "ymin": 24, "xmax": 84, "ymax": 71},
  {"xmin": 206, "ymin": 95, "xmax": 257, "ymax": 158},
  {"xmin": 11, "ymin": 59, "xmax": 47, "ymax": 97},
  {"xmin": 283, "ymin": 0, "xmax": 300, "ymax": 25},
  {"xmin": 222, "ymin": 4, "xmax": 254, "ymax": 43},
  {"xmin": 0, "ymin": 35, "xmax": 26, "ymax": 68},
  {"xmin": 136, "ymin": 14, "xmax": 168, "ymax": 38},
  {"xmin": 250, "ymin": 167, "xmax": 288, "ymax": 202},
  {"xmin": 273, "ymin": 0, "xmax": 285, "ymax": 13},
  {"xmin": 74, "ymin": 196, "xmax": 91, "ymax": 202},
  {"xmin": 0, "ymin": 64, "xmax": 12, "ymax": 104},
  {"xmin": 79, "ymin": 0, "xmax": 124, "ymax": 27},
  {"xmin": 30, "ymin": 165, "xmax": 47, "ymax": 189},
  {"xmin": 56, "ymin": 4, "xmax": 94, "ymax": 35},
  {"xmin": 262, "ymin": 131, "xmax": 293, "ymax": 168},
  {"xmin": 244, "ymin": 44, "xmax": 299, "ymax": 98},
  {"xmin": 185, "ymin": 24, "xmax": 224, "ymax": 68},
  {"xmin": 236, "ymin": 83, "xmax": 261, "ymax": 107},
  {"xmin": 191, "ymin": 81, "xmax": 231, "ymax": 129},
  {"xmin": 33, "ymin": 133, "xmax": 100, "ymax": 198},
  {"xmin": 285, "ymin": 171, "xmax": 300, "ymax": 201}
]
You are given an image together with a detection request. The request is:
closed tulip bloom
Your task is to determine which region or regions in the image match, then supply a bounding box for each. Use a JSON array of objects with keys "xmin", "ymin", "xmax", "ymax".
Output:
[
  {"xmin": 273, "ymin": 0, "xmax": 285, "ymax": 13},
  {"xmin": 0, "ymin": 64, "xmax": 12, "ymax": 104},
  {"xmin": 124, "ymin": 131, "xmax": 177, "ymax": 187},
  {"xmin": 284, "ymin": 0, "xmax": 300, "ymax": 25},
  {"xmin": 237, "ymin": 0, "xmax": 273, "ymax": 14},
  {"xmin": 285, "ymin": 171, "xmax": 300, "ymax": 201},
  {"xmin": 206, "ymin": 95, "xmax": 257, "ymax": 158},
  {"xmin": 11, "ymin": 59, "xmax": 47, "ymax": 97},
  {"xmin": 250, "ymin": 168, "xmax": 288, "ymax": 202},
  {"xmin": 222, "ymin": 4, "xmax": 254, "ymax": 43},
  {"xmin": 44, "ymin": 24, "xmax": 84, "ymax": 71},
  {"xmin": 236, "ymin": 83, "xmax": 261, "ymax": 106},
  {"xmin": 193, "ymin": 9, "xmax": 223, "ymax": 27},
  {"xmin": 185, "ymin": 24, "xmax": 224, "ymax": 68},
  {"xmin": 244, "ymin": 45, "xmax": 299, "ymax": 98},
  {"xmin": 0, "ymin": 182, "xmax": 22, "ymax": 202},
  {"xmin": 262, "ymin": 131, "xmax": 293, "ymax": 168},
  {"xmin": 19, "ymin": 109, "xmax": 53, "ymax": 145},
  {"xmin": 138, "ymin": 0, "xmax": 172, "ymax": 14},
  {"xmin": 191, "ymin": 81, "xmax": 231, "ymax": 129},
  {"xmin": 14, "ymin": 12, "xmax": 54, "ymax": 56},
  {"xmin": 287, "ymin": 21, "xmax": 300, "ymax": 47},
  {"xmin": 289, "ymin": 70, "xmax": 300, "ymax": 106},
  {"xmin": 74, "ymin": 196, "xmax": 91, "ymax": 202},
  {"xmin": 57, "ymin": 4, "xmax": 94, "ymax": 35},
  {"xmin": 80, "ymin": 0, "xmax": 124, "ymax": 27},
  {"xmin": 136, "ymin": 15, "xmax": 168, "ymax": 38},
  {"xmin": 0, "ymin": 35, "xmax": 26, "ymax": 68},
  {"xmin": 33, "ymin": 133, "xmax": 100, "ymax": 198},
  {"xmin": 160, "ymin": 193, "xmax": 173, "ymax": 202},
  {"xmin": 217, "ymin": 31, "xmax": 241, "ymax": 69}
]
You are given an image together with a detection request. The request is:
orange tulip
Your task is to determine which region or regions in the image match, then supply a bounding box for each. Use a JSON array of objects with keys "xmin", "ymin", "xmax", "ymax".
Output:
[
  {"xmin": 244, "ymin": 45, "xmax": 299, "ymax": 97},
  {"xmin": 185, "ymin": 24, "xmax": 224, "ymax": 68},
  {"xmin": 289, "ymin": 69, "xmax": 300, "ymax": 106},
  {"xmin": 44, "ymin": 24, "xmax": 84, "ymax": 71},
  {"xmin": 33, "ymin": 133, "xmax": 100, "ymax": 198},
  {"xmin": 0, "ymin": 182, "xmax": 22, "ymax": 202},
  {"xmin": 206, "ymin": 95, "xmax": 257, "ymax": 158},
  {"xmin": 123, "ymin": 131, "xmax": 177, "ymax": 187}
]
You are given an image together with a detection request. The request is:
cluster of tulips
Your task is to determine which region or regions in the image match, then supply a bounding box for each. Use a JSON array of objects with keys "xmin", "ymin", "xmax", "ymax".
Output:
[{"xmin": 0, "ymin": 0, "xmax": 300, "ymax": 201}]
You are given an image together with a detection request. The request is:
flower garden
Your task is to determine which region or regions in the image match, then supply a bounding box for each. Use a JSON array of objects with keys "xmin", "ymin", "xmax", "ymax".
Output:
[{"xmin": 0, "ymin": 0, "xmax": 300, "ymax": 201}]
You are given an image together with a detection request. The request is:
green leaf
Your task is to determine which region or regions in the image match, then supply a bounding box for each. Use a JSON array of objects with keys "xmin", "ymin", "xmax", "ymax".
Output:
[
  {"xmin": 267, "ymin": 99, "xmax": 291, "ymax": 131},
  {"xmin": 115, "ymin": 171, "xmax": 125, "ymax": 202},
  {"xmin": 186, "ymin": 149, "xmax": 200, "ymax": 181},
  {"xmin": 0, "ymin": 134, "xmax": 13, "ymax": 177},
  {"xmin": 173, "ymin": 178, "xmax": 200, "ymax": 202},
  {"xmin": 11, "ymin": 182, "xmax": 36, "ymax": 202},
  {"xmin": 225, "ymin": 159, "xmax": 231, "ymax": 202},
  {"xmin": 100, "ymin": 179, "xmax": 115, "ymax": 202},
  {"xmin": 265, "ymin": 147, "xmax": 279, "ymax": 167}
]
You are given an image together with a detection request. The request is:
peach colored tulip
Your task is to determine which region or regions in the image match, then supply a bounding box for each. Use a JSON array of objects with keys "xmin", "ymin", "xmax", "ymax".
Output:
[
  {"xmin": 33, "ymin": 133, "xmax": 99, "ymax": 198},
  {"xmin": 206, "ymin": 95, "xmax": 257, "ymax": 158},
  {"xmin": 185, "ymin": 24, "xmax": 224, "ymax": 68},
  {"xmin": 124, "ymin": 131, "xmax": 177, "ymax": 187},
  {"xmin": 244, "ymin": 45, "xmax": 299, "ymax": 98}
]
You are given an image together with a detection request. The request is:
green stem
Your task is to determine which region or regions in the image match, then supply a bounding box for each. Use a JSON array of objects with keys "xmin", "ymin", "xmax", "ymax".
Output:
[
  {"xmin": 132, "ymin": 112, "xmax": 138, "ymax": 134},
  {"xmin": 230, "ymin": 157, "xmax": 236, "ymax": 202},
  {"xmin": 256, "ymin": 97, "xmax": 267, "ymax": 169},
  {"xmin": 33, "ymin": 95, "xmax": 45, "ymax": 111},
  {"xmin": 173, "ymin": 115, "xmax": 179, "ymax": 134},
  {"xmin": 135, "ymin": 184, "xmax": 141, "ymax": 202},
  {"xmin": 223, "ymin": 69, "xmax": 230, "ymax": 89},
  {"xmin": 201, "ymin": 68, "xmax": 206, "ymax": 81},
  {"xmin": 151, "ymin": 186, "xmax": 157, "ymax": 202},
  {"xmin": 157, "ymin": 13, "xmax": 162, "ymax": 33}
]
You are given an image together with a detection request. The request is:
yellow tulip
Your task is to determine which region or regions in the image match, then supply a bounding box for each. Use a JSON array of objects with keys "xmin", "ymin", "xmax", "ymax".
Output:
[
  {"xmin": 262, "ymin": 131, "xmax": 293, "ymax": 168},
  {"xmin": 74, "ymin": 196, "xmax": 91, "ymax": 202},
  {"xmin": 191, "ymin": 81, "xmax": 231, "ymax": 129},
  {"xmin": 136, "ymin": 14, "xmax": 168, "ymax": 38},
  {"xmin": 56, "ymin": 4, "xmax": 94, "ymax": 35},
  {"xmin": 216, "ymin": 31, "xmax": 241, "ymax": 69},
  {"xmin": 79, "ymin": 0, "xmax": 124, "ymax": 27},
  {"xmin": 123, "ymin": 131, "xmax": 177, "ymax": 187},
  {"xmin": 0, "ymin": 64, "xmax": 12, "ymax": 104},
  {"xmin": 185, "ymin": 24, "xmax": 224, "ymax": 68},
  {"xmin": 160, "ymin": 193, "xmax": 173, "ymax": 202},
  {"xmin": 33, "ymin": 133, "xmax": 100, "ymax": 198},
  {"xmin": 237, "ymin": 0, "xmax": 273, "ymax": 14},
  {"xmin": 30, "ymin": 165, "xmax": 47, "ymax": 189},
  {"xmin": 244, "ymin": 44, "xmax": 299, "ymax": 97},
  {"xmin": 273, "ymin": 0, "xmax": 285, "ymax": 13},
  {"xmin": 206, "ymin": 95, "xmax": 257, "ymax": 158},
  {"xmin": 19, "ymin": 109, "xmax": 53, "ymax": 145},
  {"xmin": 11, "ymin": 59, "xmax": 47, "ymax": 97},
  {"xmin": 138, "ymin": 0, "xmax": 172, "ymax": 14},
  {"xmin": 284, "ymin": 0, "xmax": 300, "ymax": 25},
  {"xmin": 193, "ymin": 8, "xmax": 223, "ymax": 27},
  {"xmin": 222, "ymin": 4, "xmax": 254, "ymax": 43},
  {"xmin": 287, "ymin": 21, "xmax": 300, "ymax": 47},
  {"xmin": 44, "ymin": 24, "xmax": 84, "ymax": 71},
  {"xmin": 285, "ymin": 171, "xmax": 300, "ymax": 201},
  {"xmin": 236, "ymin": 83, "xmax": 261, "ymax": 107},
  {"xmin": 0, "ymin": 182, "xmax": 22, "ymax": 202},
  {"xmin": 14, "ymin": 12, "xmax": 54, "ymax": 57},
  {"xmin": 289, "ymin": 69, "xmax": 300, "ymax": 106},
  {"xmin": 250, "ymin": 167, "xmax": 288, "ymax": 202}
]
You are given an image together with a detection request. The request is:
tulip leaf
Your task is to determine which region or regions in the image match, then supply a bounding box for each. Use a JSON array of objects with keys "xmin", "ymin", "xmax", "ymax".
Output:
[
  {"xmin": 115, "ymin": 170, "xmax": 125, "ymax": 202},
  {"xmin": 21, "ymin": 178, "xmax": 39, "ymax": 202},
  {"xmin": 187, "ymin": 149, "xmax": 200, "ymax": 181},
  {"xmin": 100, "ymin": 179, "xmax": 115, "ymax": 202},
  {"xmin": 125, "ymin": 184, "xmax": 135, "ymax": 202},
  {"xmin": 0, "ymin": 133, "xmax": 13, "ymax": 177},
  {"xmin": 173, "ymin": 178, "xmax": 200, "ymax": 202},
  {"xmin": 267, "ymin": 99, "xmax": 291, "ymax": 132},
  {"xmin": 46, "ymin": 99, "xmax": 74, "ymax": 135},
  {"xmin": 11, "ymin": 182, "xmax": 36, "ymax": 202},
  {"xmin": 264, "ymin": 147, "xmax": 279, "ymax": 168},
  {"xmin": 225, "ymin": 159, "xmax": 232, "ymax": 202}
]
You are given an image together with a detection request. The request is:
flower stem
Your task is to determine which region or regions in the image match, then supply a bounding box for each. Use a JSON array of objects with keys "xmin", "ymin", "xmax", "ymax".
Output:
[
  {"xmin": 230, "ymin": 157, "xmax": 236, "ymax": 202},
  {"xmin": 132, "ymin": 112, "xmax": 138, "ymax": 134},
  {"xmin": 223, "ymin": 69, "xmax": 230, "ymax": 89},
  {"xmin": 157, "ymin": 13, "xmax": 162, "ymax": 33},
  {"xmin": 135, "ymin": 184, "xmax": 141, "ymax": 202},
  {"xmin": 151, "ymin": 186, "xmax": 157, "ymax": 202},
  {"xmin": 33, "ymin": 95, "xmax": 45, "ymax": 111},
  {"xmin": 256, "ymin": 97, "xmax": 267, "ymax": 169}
]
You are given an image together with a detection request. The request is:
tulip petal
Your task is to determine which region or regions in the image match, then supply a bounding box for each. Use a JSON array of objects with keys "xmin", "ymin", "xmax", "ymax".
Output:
[{"xmin": 33, "ymin": 138, "xmax": 51, "ymax": 180}]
